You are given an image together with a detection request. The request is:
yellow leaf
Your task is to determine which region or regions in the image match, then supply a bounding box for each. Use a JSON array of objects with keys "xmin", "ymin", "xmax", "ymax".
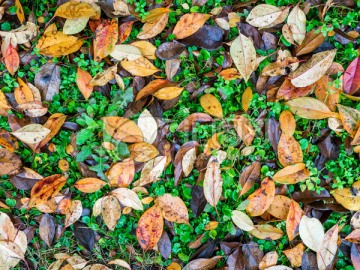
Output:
[
  {"xmin": 200, "ymin": 93, "xmax": 223, "ymax": 118},
  {"xmin": 121, "ymin": 57, "xmax": 160, "ymax": 77}
]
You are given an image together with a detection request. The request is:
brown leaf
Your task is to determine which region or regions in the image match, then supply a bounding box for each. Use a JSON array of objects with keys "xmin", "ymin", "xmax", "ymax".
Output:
[
  {"xmin": 101, "ymin": 195, "xmax": 121, "ymax": 231},
  {"xmin": 36, "ymin": 113, "xmax": 67, "ymax": 150},
  {"xmin": 317, "ymin": 224, "xmax": 338, "ymax": 270},
  {"xmin": 272, "ymin": 163, "xmax": 310, "ymax": 184},
  {"xmin": 129, "ymin": 143, "xmax": 159, "ymax": 162},
  {"xmin": 204, "ymin": 160, "xmax": 223, "ymax": 211},
  {"xmin": 65, "ymin": 200, "xmax": 82, "ymax": 228},
  {"xmin": 155, "ymin": 193, "xmax": 189, "ymax": 224},
  {"xmin": 177, "ymin": 113, "xmax": 213, "ymax": 132},
  {"xmin": 76, "ymin": 68, "xmax": 93, "ymax": 99},
  {"xmin": 246, "ymin": 177, "xmax": 275, "ymax": 216},
  {"xmin": 259, "ymin": 251, "xmax": 278, "ymax": 270},
  {"xmin": 314, "ymin": 76, "xmax": 339, "ymax": 111},
  {"xmin": 139, "ymin": 156, "xmax": 167, "ymax": 186},
  {"xmin": 102, "ymin": 116, "xmax": 143, "ymax": 143},
  {"xmin": 183, "ymin": 256, "xmax": 223, "ymax": 270},
  {"xmin": 29, "ymin": 174, "xmax": 67, "ymax": 207},
  {"xmin": 286, "ymin": 200, "xmax": 303, "ymax": 241},
  {"xmin": 39, "ymin": 214, "xmax": 55, "ymax": 247},
  {"xmin": 277, "ymin": 133, "xmax": 303, "ymax": 167},
  {"xmin": 138, "ymin": 8, "xmax": 170, "ymax": 39},
  {"xmin": 173, "ymin": 13, "xmax": 211, "ymax": 39},
  {"xmin": 10, "ymin": 167, "xmax": 42, "ymax": 190},
  {"xmin": 267, "ymin": 195, "xmax": 292, "ymax": 220},
  {"xmin": 238, "ymin": 161, "xmax": 260, "ymax": 196},
  {"xmin": 119, "ymin": 21, "xmax": 134, "ymax": 44},
  {"xmin": 337, "ymin": 104, "xmax": 360, "ymax": 137},
  {"xmin": 204, "ymin": 132, "xmax": 221, "ymax": 156},
  {"xmin": 283, "ymin": 243, "xmax": 305, "ymax": 267},
  {"xmin": 93, "ymin": 19, "xmax": 118, "ymax": 61},
  {"xmin": 345, "ymin": 229, "xmax": 360, "ymax": 243},
  {"xmin": 0, "ymin": 148, "xmax": 22, "ymax": 176},
  {"xmin": 295, "ymin": 28, "xmax": 326, "ymax": 56},
  {"xmin": 242, "ymin": 243, "xmax": 264, "ymax": 270},
  {"xmin": 234, "ymin": 115, "xmax": 255, "ymax": 146},
  {"xmin": 351, "ymin": 244, "xmax": 360, "ymax": 270},
  {"xmin": 276, "ymin": 78, "xmax": 314, "ymax": 101},
  {"xmin": 136, "ymin": 205, "xmax": 164, "ymax": 250},
  {"xmin": 34, "ymin": 63, "xmax": 60, "ymax": 101},
  {"xmin": 74, "ymin": 178, "xmax": 107, "ymax": 193}
]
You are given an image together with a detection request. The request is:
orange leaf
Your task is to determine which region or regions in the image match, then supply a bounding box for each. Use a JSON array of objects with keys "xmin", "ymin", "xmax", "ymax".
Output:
[
  {"xmin": 279, "ymin": 110, "xmax": 296, "ymax": 136},
  {"xmin": 272, "ymin": 163, "xmax": 310, "ymax": 184},
  {"xmin": 200, "ymin": 94, "xmax": 223, "ymax": 118},
  {"xmin": 119, "ymin": 21, "xmax": 134, "ymax": 43},
  {"xmin": 94, "ymin": 19, "xmax": 118, "ymax": 61},
  {"xmin": 36, "ymin": 113, "xmax": 67, "ymax": 151},
  {"xmin": 29, "ymin": 174, "xmax": 67, "ymax": 207},
  {"xmin": 74, "ymin": 178, "xmax": 107, "ymax": 193},
  {"xmin": 121, "ymin": 57, "xmax": 160, "ymax": 77},
  {"xmin": 173, "ymin": 13, "xmax": 211, "ymax": 39},
  {"xmin": 136, "ymin": 205, "xmax": 164, "ymax": 250},
  {"xmin": 138, "ymin": 8, "xmax": 170, "ymax": 39},
  {"xmin": 277, "ymin": 133, "xmax": 303, "ymax": 167},
  {"xmin": 4, "ymin": 43, "xmax": 19, "ymax": 75},
  {"xmin": 155, "ymin": 193, "xmax": 189, "ymax": 224},
  {"xmin": 55, "ymin": 2, "xmax": 97, "ymax": 19},
  {"xmin": 286, "ymin": 200, "xmax": 303, "ymax": 241},
  {"xmin": 239, "ymin": 160, "xmax": 260, "ymax": 196},
  {"xmin": 337, "ymin": 104, "xmax": 360, "ymax": 137},
  {"xmin": 106, "ymin": 158, "xmax": 135, "ymax": 188},
  {"xmin": 128, "ymin": 143, "xmax": 159, "ymax": 162},
  {"xmin": 177, "ymin": 113, "xmax": 213, "ymax": 132},
  {"xmin": 283, "ymin": 243, "xmax": 305, "ymax": 267},
  {"xmin": 242, "ymin": 87, "xmax": 252, "ymax": 113},
  {"xmin": 76, "ymin": 68, "xmax": 93, "ymax": 99},
  {"xmin": 267, "ymin": 195, "xmax": 292, "ymax": 220},
  {"xmin": 246, "ymin": 177, "xmax": 275, "ymax": 216},
  {"xmin": 102, "ymin": 116, "xmax": 143, "ymax": 143},
  {"xmin": 14, "ymin": 78, "xmax": 36, "ymax": 105},
  {"xmin": 234, "ymin": 115, "xmax": 255, "ymax": 146},
  {"xmin": 15, "ymin": 0, "xmax": 25, "ymax": 23}
]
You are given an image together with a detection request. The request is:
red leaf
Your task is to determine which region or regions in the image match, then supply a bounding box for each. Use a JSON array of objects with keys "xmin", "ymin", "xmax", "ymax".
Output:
[
  {"xmin": 344, "ymin": 56, "xmax": 360, "ymax": 95},
  {"xmin": 4, "ymin": 43, "xmax": 20, "ymax": 75}
]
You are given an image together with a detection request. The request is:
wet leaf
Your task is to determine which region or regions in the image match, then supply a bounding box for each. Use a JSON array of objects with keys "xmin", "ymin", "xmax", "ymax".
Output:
[
  {"xmin": 296, "ymin": 28, "xmax": 326, "ymax": 56},
  {"xmin": 156, "ymin": 42, "xmax": 186, "ymax": 60},
  {"xmin": 267, "ymin": 195, "xmax": 292, "ymax": 220},
  {"xmin": 333, "ymin": 180, "xmax": 360, "ymax": 210},
  {"xmin": 10, "ymin": 167, "xmax": 42, "ymax": 190},
  {"xmin": 55, "ymin": 2, "xmax": 97, "ymax": 18},
  {"xmin": 34, "ymin": 63, "xmax": 60, "ymax": 101},
  {"xmin": 242, "ymin": 243, "xmax": 264, "ymax": 270},
  {"xmin": 179, "ymin": 25, "xmax": 224, "ymax": 50},
  {"xmin": 74, "ymin": 222, "xmax": 95, "ymax": 251},
  {"xmin": 337, "ymin": 104, "xmax": 360, "ymax": 137}
]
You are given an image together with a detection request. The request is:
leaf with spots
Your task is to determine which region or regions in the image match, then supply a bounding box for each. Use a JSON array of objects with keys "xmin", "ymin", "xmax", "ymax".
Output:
[
  {"xmin": 246, "ymin": 177, "xmax": 275, "ymax": 217},
  {"xmin": 93, "ymin": 19, "xmax": 118, "ymax": 62},
  {"xmin": 136, "ymin": 205, "xmax": 164, "ymax": 250},
  {"xmin": 203, "ymin": 160, "xmax": 223, "ymax": 213},
  {"xmin": 101, "ymin": 195, "xmax": 121, "ymax": 231},
  {"xmin": 277, "ymin": 133, "xmax": 303, "ymax": 167},
  {"xmin": 155, "ymin": 193, "xmax": 189, "ymax": 224},
  {"xmin": 286, "ymin": 200, "xmax": 303, "ymax": 241}
]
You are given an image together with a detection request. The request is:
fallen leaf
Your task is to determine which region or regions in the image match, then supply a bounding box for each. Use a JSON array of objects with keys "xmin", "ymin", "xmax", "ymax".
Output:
[
  {"xmin": 153, "ymin": 86, "xmax": 184, "ymax": 100},
  {"xmin": 283, "ymin": 243, "xmax": 305, "ymax": 267},
  {"xmin": 65, "ymin": 200, "xmax": 82, "ymax": 228},
  {"xmin": 108, "ymin": 259, "xmax": 131, "ymax": 270},
  {"xmin": 110, "ymin": 44, "xmax": 142, "ymax": 61},
  {"xmin": 177, "ymin": 113, "xmax": 213, "ymax": 132},
  {"xmin": 246, "ymin": 177, "xmax": 275, "ymax": 216},
  {"xmin": 289, "ymin": 49, "xmax": 336, "ymax": 87},
  {"xmin": 246, "ymin": 4, "xmax": 285, "ymax": 28},
  {"xmin": 173, "ymin": 13, "xmax": 211, "ymax": 39},
  {"xmin": 34, "ymin": 63, "xmax": 60, "ymax": 101},
  {"xmin": 230, "ymin": 34, "xmax": 257, "ymax": 82},
  {"xmin": 234, "ymin": 115, "xmax": 255, "ymax": 146},
  {"xmin": 299, "ymin": 216, "xmax": 325, "ymax": 252},
  {"xmin": 39, "ymin": 214, "xmax": 55, "ymax": 247},
  {"xmin": 183, "ymin": 256, "xmax": 223, "ymax": 270},
  {"xmin": 121, "ymin": 57, "xmax": 160, "ymax": 77},
  {"xmin": 259, "ymin": 251, "xmax": 278, "ymax": 270},
  {"xmin": 102, "ymin": 116, "xmax": 143, "ymax": 143},
  {"xmin": 317, "ymin": 224, "xmax": 338, "ymax": 270},
  {"xmin": 76, "ymin": 68, "xmax": 93, "ymax": 99},
  {"xmin": 136, "ymin": 205, "xmax": 163, "ymax": 250},
  {"xmin": 344, "ymin": 56, "xmax": 360, "ymax": 95},
  {"xmin": 29, "ymin": 174, "xmax": 67, "ymax": 207},
  {"xmin": 155, "ymin": 193, "xmax": 189, "ymax": 224},
  {"xmin": 106, "ymin": 158, "xmax": 135, "ymax": 187},
  {"xmin": 55, "ymin": 2, "xmax": 97, "ymax": 18},
  {"xmin": 231, "ymin": 210, "xmax": 255, "ymax": 231},
  {"xmin": 333, "ymin": 180, "xmax": 360, "ymax": 210},
  {"xmin": 337, "ymin": 104, "xmax": 360, "ymax": 137},
  {"xmin": 63, "ymin": 17, "xmax": 89, "ymax": 35},
  {"xmin": 287, "ymin": 5, "xmax": 306, "ymax": 45},
  {"xmin": 286, "ymin": 97, "xmax": 338, "ymax": 119},
  {"xmin": 139, "ymin": 156, "xmax": 167, "ymax": 186},
  {"xmin": 182, "ymin": 147, "xmax": 197, "ymax": 177},
  {"xmin": 12, "ymin": 124, "xmax": 50, "ymax": 145},
  {"xmin": 242, "ymin": 87, "xmax": 252, "ymax": 113},
  {"xmin": 267, "ymin": 195, "xmax": 292, "ymax": 220},
  {"xmin": 137, "ymin": 109, "xmax": 157, "ymax": 144},
  {"xmin": 137, "ymin": 8, "xmax": 171, "ymax": 39},
  {"xmin": 36, "ymin": 113, "xmax": 67, "ymax": 150},
  {"xmin": 0, "ymin": 148, "xmax": 22, "ymax": 176},
  {"xmin": 89, "ymin": 65, "xmax": 117, "ymax": 87},
  {"xmin": 200, "ymin": 93, "xmax": 223, "ymax": 118},
  {"xmin": 94, "ymin": 19, "xmax": 118, "ymax": 61},
  {"xmin": 74, "ymin": 222, "xmax": 95, "ymax": 251},
  {"xmin": 101, "ymin": 195, "xmax": 121, "ymax": 231},
  {"xmin": 296, "ymin": 28, "xmax": 326, "ymax": 56},
  {"xmin": 129, "ymin": 143, "xmax": 159, "ymax": 163},
  {"xmin": 239, "ymin": 161, "xmax": 260, "ymax": 196},
  {"xmin": 277, "ymin": 133, "xmax": 303, "ymax": 167},
  {"xmin": 272, "ymin": 163, "xmax": 310, "ymax": 184},
  {"xmin": 111, "ymin": 188, "xmax": 143, "ymax": 210},
  {"xmin": 249, "ymin": 224, "xmax": 284, "ymax": 240},
  {"xmin": 74, "ymin": 178, "xmax": 107, "ymax": 193},
  {"xmin": 279, "ymin": 110, "xmax": 296, "ymax": 136},
  {"xmin": 204, "ymin": 160, "xmax": 223, "ymax": 212},
  {"xmin": 286, "ymin": 200, "xmax": 303, "ymax": 241}
]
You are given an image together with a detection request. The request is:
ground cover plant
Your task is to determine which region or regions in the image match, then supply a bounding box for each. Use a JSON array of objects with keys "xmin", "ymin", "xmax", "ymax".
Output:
[{"xmin": 0, "ymin": 0, "xmax": 360, "ymax": 269}]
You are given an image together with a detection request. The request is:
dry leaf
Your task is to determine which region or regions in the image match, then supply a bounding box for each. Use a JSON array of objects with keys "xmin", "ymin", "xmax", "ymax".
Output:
[
  {"xmin": 283, "ymin": 243, "xmax": 305, "ymax": 267},
  {"xmin": 106, "ymin": 158, "xmax": 135, "ymax": 187},
  {"xmin": 272, "ymin": 163, "xmax": 310, "ymax": 184},
  {"xmin": 249, "ymin": 224, "xmax": 284, "ymax": 240},
  {"xmin": 76, "ymin": 68, "xmax": 93, "ymax": 99},
  {"xmin": 101, "ymin": 195, "xmax": 121, "ymax": 231},
  {"xmin": 74, "ymin": 178, "xmax": 107, "ymax": 193},
  {"xmin": 200, "ymin": 93, "xmax": 223, "ymax": 118},
  {"xmin": 299, "ymin": 216, "xmax": 325, "ymax": 252},
  {"xmin": 234, "ymin": 115, "xmax": 255, "ymax": 146},
  {"xmin": 55, "ymin": 2, "xmax": 97, "ymax": 18},
  {"xmin": 242, "ymin": 87, "xmax": 252, "ymax": 113},
  {"xmin": 111, "ymin": 188, "xmax": 143, "ymax": 210},
  {"xmin": 317, "ymin": 224, "xmax": 338, "ymax": 270},
  {"xmin": 155, "ymin": 193, "xmax": 189, "ymax": 224},
  {"xmin": 93, "ymin": 19, "xmax": 118, "ymax": 61},
  {"xmin": 65, "ymin": 200, "xmax": 82, "ymax": 227},
  {"xmin": 277, "ymin": 133, "xmax": 303, "ymax": 167},
  {"xmin": 286, "ymin": 97, "xmax": 338, "ymax": 119},
  {"xmin": 246, "ymin": 177, "xmax": 275, "ymax": 216},
  {"xmin": 231, "ymin": 210, "xmax": 255, "ymax": 231},
  {"xmin": 121, "ymin": 57, "xmax": 160, "ymax": 77},
  {"xmin": 139, "ymin": 156, "xmax": 167, "ymax": 186},
  {"xmin": 173, "ymin": 13, "xmax": 211, "ymax": 39},
  {"xmin": 204, "ymin": 160, "xmax": 223, "ymax": 212},
  {"xmin": 102, "ymin": 116, "xmax": 143, "ymax": 143},
  {"xmin": 286, "ymin": 200, "xmax": 303, "ymax": 241},
  {"xmin": 137, "ymin": 109, "xmax": 157, "ymax": 144},
  {"xmin": 267, "ymin": 195, "xmax": 292, "ymax": 220}
]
